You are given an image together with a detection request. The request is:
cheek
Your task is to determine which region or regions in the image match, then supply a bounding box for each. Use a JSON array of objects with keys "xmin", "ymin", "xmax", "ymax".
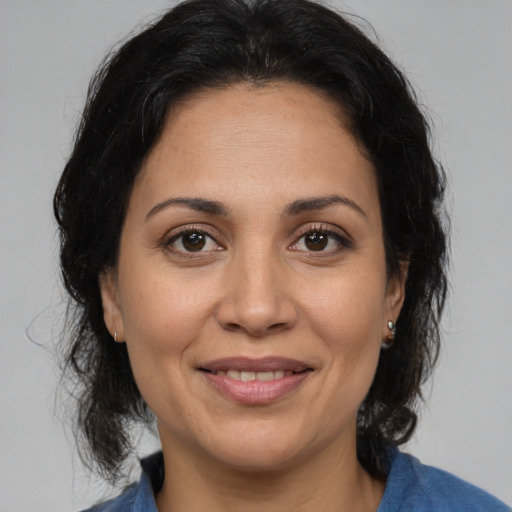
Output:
[
  {"xmin": 118, "ymin": 270, "xmax": 217, "ymax": 414},
  {"xmin": 118, "ymin": 264, "xmax": 220, "ymax": 359},
  {"xmin": 299, "ymin": 265, "xmax": 386, "ymax": 398},
  {"xmin": 303, "ymin": 270, "xmax": 387, "ymax": 346}
]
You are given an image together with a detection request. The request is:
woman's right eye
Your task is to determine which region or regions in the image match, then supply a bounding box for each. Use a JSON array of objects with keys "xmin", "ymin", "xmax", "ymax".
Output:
[{"xmin": 165, "ymin": 229, "xmax": 221, "ymax": 255}]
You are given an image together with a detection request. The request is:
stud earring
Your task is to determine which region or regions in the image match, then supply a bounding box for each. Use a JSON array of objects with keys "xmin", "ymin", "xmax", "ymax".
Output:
[{"xmin": 381, "ymin": 320, "xmax": 396, "ymax": 350}]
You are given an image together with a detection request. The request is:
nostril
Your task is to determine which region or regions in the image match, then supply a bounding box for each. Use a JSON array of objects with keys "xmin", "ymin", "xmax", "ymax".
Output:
[
  {"xmin": 216, "ymin": 299, "xmax": 297, "ymax": 336},
  {"xmin": 225, "ymin": 322, "xmax": 242, "ymax": 332},
  {"xmin": 222, "ymin": 321, "xmax": 287, "ymax": 336},
  {"xmin": 268, "ymin": 322, "xmax": 286, "ymax": 332}
]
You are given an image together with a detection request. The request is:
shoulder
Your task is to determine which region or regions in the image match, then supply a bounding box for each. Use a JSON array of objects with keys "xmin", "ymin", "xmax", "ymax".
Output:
[
  {"xmin": 79, "ymin": 485, "xmax": 138, "ymax": 512},
  {"xmin": 379, "ymin": 448, "xmax": 510, "ymax": 512},
  {"xmin": 79, "ymin": 453, "xmax": 162, "ymax": 512}
]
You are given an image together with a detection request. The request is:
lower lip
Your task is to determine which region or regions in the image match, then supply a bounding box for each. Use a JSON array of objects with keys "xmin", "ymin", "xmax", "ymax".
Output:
[{"xmin": 201, "ymin": 371, "xmax": 311, "ymax": 404}]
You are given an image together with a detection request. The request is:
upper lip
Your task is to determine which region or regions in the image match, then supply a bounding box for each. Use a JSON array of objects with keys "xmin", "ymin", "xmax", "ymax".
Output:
[{"xmin": 199, "ymin": 357, "xmax": 312, "ymax": 373}]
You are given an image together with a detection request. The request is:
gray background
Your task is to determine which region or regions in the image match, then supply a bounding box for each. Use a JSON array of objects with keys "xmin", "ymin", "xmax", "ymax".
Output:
[{"xmin": 1, "ymin": 0, "xmax": 510, "ymax": 510}]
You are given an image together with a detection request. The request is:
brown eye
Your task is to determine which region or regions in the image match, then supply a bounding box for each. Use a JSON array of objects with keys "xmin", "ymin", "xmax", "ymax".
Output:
[
  {"xmin": 304, "ymin": 232, "xmax": 328, "ymax": 251},
  {"xmin": 181, "ymin": 232, "xmax": 206, "ymax": 252},
  {"xmin": 166, "ymin": 229, "xmax": 220, "ymax": 254},
  {"xmin": 292, "ymin": 227, "xmax": 351, "ymax": 255}
]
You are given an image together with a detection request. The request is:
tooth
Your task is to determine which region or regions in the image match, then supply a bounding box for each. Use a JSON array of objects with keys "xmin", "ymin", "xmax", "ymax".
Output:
[
  {"xmin": 222, "ymin": 369, "xmax": 290, "ymax": 381},
  {"xmin": 256, "ymin": 371, "xmax": 274, "ymax": 381}
]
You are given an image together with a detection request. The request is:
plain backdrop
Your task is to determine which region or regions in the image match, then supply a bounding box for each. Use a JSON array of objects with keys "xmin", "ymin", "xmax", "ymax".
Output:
[{"xmin": 1, "ymin": 1, "xmax": 511, "ymax": 510}]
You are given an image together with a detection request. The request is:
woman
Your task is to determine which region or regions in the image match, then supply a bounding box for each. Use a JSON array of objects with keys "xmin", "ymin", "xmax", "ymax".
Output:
[{"xmin": 54, "ymin": 0, "xmax": 509, "ymax": 510}]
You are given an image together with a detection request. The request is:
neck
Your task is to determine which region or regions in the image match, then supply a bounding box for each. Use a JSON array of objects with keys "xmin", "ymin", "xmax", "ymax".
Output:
[{"xmin": 155, "ymin": 433, "xmax": 385, "ymax": 512}]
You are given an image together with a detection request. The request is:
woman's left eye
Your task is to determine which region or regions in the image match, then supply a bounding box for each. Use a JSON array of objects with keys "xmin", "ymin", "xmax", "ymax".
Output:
[{"xmin": 291, "ymin": 229, "xmax": 350, "ymax": 253}]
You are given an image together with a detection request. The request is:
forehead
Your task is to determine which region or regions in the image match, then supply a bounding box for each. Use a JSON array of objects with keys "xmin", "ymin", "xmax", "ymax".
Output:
[{"xmin": 132, "ymin": 82, "xmax": 379, "ymax": 223}]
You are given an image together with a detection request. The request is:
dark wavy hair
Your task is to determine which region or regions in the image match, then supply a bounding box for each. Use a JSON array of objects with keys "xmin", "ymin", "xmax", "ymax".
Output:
[{"xmin": 54, "ymin": 0, "xmax": 448, "ymax": 483}]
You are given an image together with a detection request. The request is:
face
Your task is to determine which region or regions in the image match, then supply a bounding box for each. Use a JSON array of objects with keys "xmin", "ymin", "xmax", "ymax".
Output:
[{"xmin": 100, "ymin": 82, "xmax": 405, "ymax": 472}]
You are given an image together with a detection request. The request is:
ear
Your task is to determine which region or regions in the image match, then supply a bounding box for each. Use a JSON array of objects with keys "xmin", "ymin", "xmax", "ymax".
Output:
[
  {"xmin": 99, "ymin": 268, "xmax": 125, "ymax": 343},
  {"xmin": 383, "ymin": 260, "xmax": 409, "ymax": 335}
]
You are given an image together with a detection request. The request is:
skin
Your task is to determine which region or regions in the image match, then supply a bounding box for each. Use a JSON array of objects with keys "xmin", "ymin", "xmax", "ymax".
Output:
[{"xmin": 100, "ymin": 82, "xmax": 406, "ymax": 512}]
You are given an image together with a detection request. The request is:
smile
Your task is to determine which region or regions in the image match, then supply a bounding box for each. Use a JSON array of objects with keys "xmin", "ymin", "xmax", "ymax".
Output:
[
  {"xmin": 208, "ymin": 369, "xmax": 293, "ymax": 381},
  {"xmin": 199, "ymin": 357, "xmax": 313, "ymax": 404}
]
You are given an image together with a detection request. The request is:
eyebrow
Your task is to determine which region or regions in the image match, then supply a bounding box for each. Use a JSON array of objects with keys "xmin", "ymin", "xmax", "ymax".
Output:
[
  {"xmin": 145, "ymin": 194, "xmax": 367, "ymax": 221},
  {"xmin": 145, "ymin": 197, "xmax": 229, "ymax": 220},
  {"xmin": 283, "ymin": 195, "xmax": 368, "ymax": 221}
]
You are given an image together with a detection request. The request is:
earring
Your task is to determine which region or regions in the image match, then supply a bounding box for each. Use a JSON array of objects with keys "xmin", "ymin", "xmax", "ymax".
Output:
[
  {"xmin": 114, "ymin": 331, "xmax": 118, "ymax": 343},
  {"xmin": 381, "ymin": 320, "xmax": 396, "ymax": 350}
]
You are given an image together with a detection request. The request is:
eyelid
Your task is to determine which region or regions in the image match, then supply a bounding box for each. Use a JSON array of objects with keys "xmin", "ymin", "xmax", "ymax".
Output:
[
  {"xmin": 294, "ymin": 222, "xmax": 351, "ymax": 240},
  {"xmin": 290, "ymin": 222, "xmax": 353, "ymax": 252},
  {"xmin": 162, "ymin": 224, "xmax": 224, "ymax": 254}
]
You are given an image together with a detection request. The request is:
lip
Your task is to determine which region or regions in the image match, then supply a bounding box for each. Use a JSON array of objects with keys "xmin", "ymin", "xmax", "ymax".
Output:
[
  {"xmin": 198, "ymin": 357, "xmax": 313, "ymax": 405},
  {"xmin": 200, "ymin": 356, "xmax": 311, "ymax": 373}
]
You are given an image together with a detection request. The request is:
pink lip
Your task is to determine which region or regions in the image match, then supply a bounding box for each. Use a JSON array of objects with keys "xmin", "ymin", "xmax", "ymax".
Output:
[{"xmin": 199, "ymin": 357, "xmax": 313, "ymax": 405}]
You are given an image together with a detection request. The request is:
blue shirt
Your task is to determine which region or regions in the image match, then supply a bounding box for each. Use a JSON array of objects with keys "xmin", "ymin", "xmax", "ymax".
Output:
[{"xmin": 82, "ymin": 449, "xmax": 510, "ymax": 511}]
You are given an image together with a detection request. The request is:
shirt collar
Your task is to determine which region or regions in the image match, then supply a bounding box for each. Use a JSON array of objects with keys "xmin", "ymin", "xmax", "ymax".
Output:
[{"xmin": 131, "ymin": 452, "xmax": 164, "ymax": 512}]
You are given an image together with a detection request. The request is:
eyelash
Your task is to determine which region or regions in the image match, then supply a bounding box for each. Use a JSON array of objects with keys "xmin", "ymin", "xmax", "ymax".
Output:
[
  {"xmin": 161, "ymin": 223, "xmax": 352, "ymax": 257},
  {"xmin": 290, "ymin": 224, "xmax": 353, "ymax": 255},
  {"xmin": 162, "ymin": 225, "xmax": 223, "ymax": 257}
]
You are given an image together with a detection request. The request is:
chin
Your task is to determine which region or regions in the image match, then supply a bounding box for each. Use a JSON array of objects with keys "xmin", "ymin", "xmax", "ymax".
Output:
[
  {"xmin": 211, "ymin": 444, "xmax": 302, "ymax": 473},
  {"xmin": 197, "ymin": 420, "xmax": 323, "ymax": 473}
]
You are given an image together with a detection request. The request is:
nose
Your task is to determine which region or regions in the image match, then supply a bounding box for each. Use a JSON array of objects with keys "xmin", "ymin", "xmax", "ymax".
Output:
[{"xmin": 216, "ymin": 248, "xmax": 298, "ymax": 338}]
